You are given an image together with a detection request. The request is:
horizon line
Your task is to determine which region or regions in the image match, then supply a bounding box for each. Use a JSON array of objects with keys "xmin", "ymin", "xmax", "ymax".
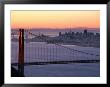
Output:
[{"xmin": 11, "ymin": 27, "xmax": 100, "ymax": 30}]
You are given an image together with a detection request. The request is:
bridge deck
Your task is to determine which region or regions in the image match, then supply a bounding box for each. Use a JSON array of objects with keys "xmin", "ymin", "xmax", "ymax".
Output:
[{"xmin": 12, "ymin": 60, "xmax": 100, "ymax": 66}]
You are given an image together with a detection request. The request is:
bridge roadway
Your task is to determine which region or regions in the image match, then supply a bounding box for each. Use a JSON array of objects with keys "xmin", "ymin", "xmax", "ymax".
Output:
[{"xmin": 12, "ymin": 59, "xmax": 100, "ymax": 66}]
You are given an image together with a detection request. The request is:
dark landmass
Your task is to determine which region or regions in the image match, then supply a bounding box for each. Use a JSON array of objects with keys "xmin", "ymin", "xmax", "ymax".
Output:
[{"xmin": 11, "ymin": 67, "xmax": 24, "ymax": 77}]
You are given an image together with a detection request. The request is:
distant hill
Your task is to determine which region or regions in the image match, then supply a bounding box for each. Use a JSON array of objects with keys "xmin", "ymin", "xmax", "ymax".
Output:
[{"xmin": 12, "ymin": 27, "xmax": 100, "ymax": 33}]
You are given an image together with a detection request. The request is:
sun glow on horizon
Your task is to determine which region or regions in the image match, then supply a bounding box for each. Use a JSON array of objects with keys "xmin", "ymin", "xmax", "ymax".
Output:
[{"xmin": 11, "ymin": 11, "xmax": 100, "ymax": 29}]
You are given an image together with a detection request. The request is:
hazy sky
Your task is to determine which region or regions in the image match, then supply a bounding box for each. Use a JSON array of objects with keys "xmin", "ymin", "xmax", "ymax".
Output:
[{"xmin": 11, "ymin": 11, "xmax": 100, "ymax": 29}]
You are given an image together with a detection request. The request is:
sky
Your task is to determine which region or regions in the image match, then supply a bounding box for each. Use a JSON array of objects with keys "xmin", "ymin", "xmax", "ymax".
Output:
[{"xmin": 11, "ymin": 11, "xmax": 100, "ymax": 29}]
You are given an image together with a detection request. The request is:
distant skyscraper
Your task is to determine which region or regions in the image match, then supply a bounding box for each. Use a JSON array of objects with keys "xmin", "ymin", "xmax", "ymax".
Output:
[
  {"xmin": 59, "ymin": 32, "xmax": 62, "ymax": 36},
  {"xmin": 84, "ymin": 29, "xmax": 87, "ymax": 34}
]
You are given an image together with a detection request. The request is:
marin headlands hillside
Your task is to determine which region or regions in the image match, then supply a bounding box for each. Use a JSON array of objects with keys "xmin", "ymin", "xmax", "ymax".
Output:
[{"xmin": 11, "ymin": 11, "xmax": 100, "ymax": 77}]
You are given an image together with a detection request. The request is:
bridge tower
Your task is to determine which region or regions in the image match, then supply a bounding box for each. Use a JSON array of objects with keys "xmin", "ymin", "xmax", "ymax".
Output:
[{"xmin": 18, "ymin": 29, "xmax": 24, "ymax": 76}]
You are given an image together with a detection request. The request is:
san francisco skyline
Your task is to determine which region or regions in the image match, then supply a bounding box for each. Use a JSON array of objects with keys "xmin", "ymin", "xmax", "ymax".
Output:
[{"xmin": 11, "ymin": 11, "xmax": 100, "ymax": 29}]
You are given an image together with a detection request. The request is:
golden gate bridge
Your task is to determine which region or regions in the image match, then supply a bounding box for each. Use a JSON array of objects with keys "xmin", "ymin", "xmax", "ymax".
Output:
[{"xmin": 11, "ymin": 29, "xmax": 100, "ymax": 76}]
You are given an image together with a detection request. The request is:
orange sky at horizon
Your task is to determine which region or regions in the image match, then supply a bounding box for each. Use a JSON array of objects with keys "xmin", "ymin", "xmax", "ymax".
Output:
[{"xmin": 11, "ymin": 11, "xmax": 100, "ymax": 29}]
